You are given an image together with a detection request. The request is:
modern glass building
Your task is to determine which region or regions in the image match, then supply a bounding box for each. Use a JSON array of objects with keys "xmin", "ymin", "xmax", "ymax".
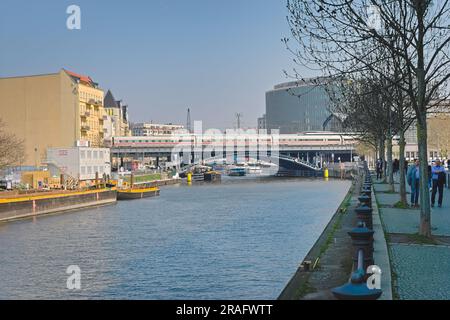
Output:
[{"xmin": 265, "ymin": 78, "xmax": 343, "ymax": 134}]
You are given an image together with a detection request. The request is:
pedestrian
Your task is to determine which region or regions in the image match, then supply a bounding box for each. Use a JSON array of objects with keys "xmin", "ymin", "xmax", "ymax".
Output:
[
  {"xmin": 393, "ymin": 159, "xmax": 399, "ymax": 176},
  {"xmin": 428, "ymin": 163, "xmax": 432, "ymax": 190},
  {"xmin": 431, "ymin": 159, "xmax": 446, "ymax": 208},
  {"xmin": 376, "ymin": 158, "xmax": 383, "ymax": 180},
  {"xmin": 407, "ymin": 159, "xmax": 420, "ymax": 207},
  {"xmin": 340, "ymin": 161, "xmax": 345, "ymax": 180},
  {"xmin": 404, "ymin": 159, "xmax": 409, "ymax": 175}
]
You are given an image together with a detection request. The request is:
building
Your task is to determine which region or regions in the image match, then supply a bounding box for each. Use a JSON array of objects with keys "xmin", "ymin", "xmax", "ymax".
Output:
[
  {"xmin": 46, "ymin": 147, "xmax": 111, "ymax": 181},
  {"xmin": 257, "ymin": 114, "xmax": 266, "ymax": 133},
  {"xmin": 0, "ymin": 69, "xmax": 107, "ymax": 166},
  {"xmin": 104, "ymin": 90, "xmax": 131, "ymax": 137},
  {"xmin": 265, "ymin": 78, "xmax": 343, "ymax": 134},
  {"xmin": 403, "ymin": 99, "xmax": 450, "ymax": 161},
  {"xmin": 130, "ymin": 123, "xmax": 184, "ymax": 136}
]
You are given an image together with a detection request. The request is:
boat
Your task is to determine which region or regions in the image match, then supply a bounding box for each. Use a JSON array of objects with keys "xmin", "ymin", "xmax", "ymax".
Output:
[
  {"xmin": 227, "ymin": 167, "xmax": 246, "ymax": 176},
  {"xmin": 192, "ymin": 173, "xmax": 205, "ymax": 182},
  {"xmin": 117, "ymin": 186, "xmax": 160, "ymax": 200},
  {"xmin": 245, "ymin": 162, "xmax": 262, "ymax": 174},
  {"xmin": 204, "ymin": 171, "xmax": 221, "ymax": 182}
]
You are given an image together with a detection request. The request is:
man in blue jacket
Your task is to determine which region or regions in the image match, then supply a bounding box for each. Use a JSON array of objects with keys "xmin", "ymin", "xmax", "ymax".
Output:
[
  {"xmin": 407, "ymin": 159, "xmax": 420, "ymax": 207},
  {"xmin": 431, "ymin": 160, "xmax": 446, "ymax": 208}
]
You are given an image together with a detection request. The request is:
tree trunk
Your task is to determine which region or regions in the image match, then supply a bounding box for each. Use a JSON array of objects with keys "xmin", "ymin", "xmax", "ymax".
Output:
[
  {"xmin": 386, "ymin": 137, "xmax": 394, "ymax": 191},
  {"xmin": 398, "ymin": 130, "xmax": 407, "ymax": 205},
  {"xmin": 417, "ymin": 115, "xmax": 431, "ymax": 237},
  {"xmin": 380, "ymin": 138, "xmax": 386, "ymax": 183}
]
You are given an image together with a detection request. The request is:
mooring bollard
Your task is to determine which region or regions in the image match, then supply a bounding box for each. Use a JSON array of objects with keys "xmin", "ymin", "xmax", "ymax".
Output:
[
  {"xmin": 331, "ymin": 249, "xmax": 382, "ymax": 300},
  {"xmin": 348, "ymin": 222, "xmax": 374, "ymax": 270},
  {"xmin": 358, "ymin": 194, "xmax": 372, "ymax": 208},
  {"xmin": 362, "ymin": 186, "xmax": 372, "ymax": 197},
  {"xmin": 355, "ymin": 205, "xmax": 373, "ymax": 230}
]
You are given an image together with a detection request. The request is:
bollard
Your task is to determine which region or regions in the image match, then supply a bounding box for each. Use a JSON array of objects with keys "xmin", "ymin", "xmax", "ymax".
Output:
[
  {"xmin": 355, "ymin": 205, "xmax": 373, "ymax": 230},
  {"xmin": 331, "ymin": 249, "xmax": 382, "ymax": 300},
  {"xmin": 362, "ymin": 187, "xmax": 372, "ymax": 197},
  {"xmin": 358, "ymin": 194, "xmax": 372, "ymax": 208},
  {"xmin": 348, "ymin": 222, "xmax": 374, "ymax": 270}
]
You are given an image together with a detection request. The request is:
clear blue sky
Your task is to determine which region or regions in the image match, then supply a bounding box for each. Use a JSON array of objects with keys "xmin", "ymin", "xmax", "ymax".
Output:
[{"xmin": 0, "ymin": 0, "xmax": 314, "ymax": 129}]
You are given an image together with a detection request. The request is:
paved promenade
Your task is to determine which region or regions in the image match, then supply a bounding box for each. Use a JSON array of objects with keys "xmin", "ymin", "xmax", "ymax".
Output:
[{"xmin": 373, "ymin": 174, "xmax": 450, "ymax": 299}]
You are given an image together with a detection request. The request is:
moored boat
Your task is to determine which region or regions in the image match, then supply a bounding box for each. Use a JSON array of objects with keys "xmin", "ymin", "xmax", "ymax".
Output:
[
  {"xmin": 227, "ymin": 167, "xmax": 246, "ymax": 176},
  {"xmin": 117, "ymin": 186, "xmax": 160, "ymax": 200}
]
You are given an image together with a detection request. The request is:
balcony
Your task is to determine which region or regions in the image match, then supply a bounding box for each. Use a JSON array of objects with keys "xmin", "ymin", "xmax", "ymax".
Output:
[
  {"xmin": 88, "ymin": 99, "xmax": 102, "ymax": 106},
  {"xmin": 80, "ymin": 111, "xmax": 90, "ymax": 118},
  {"xmin": 81, "ymin": 125, "xmax": 90, "ymax": 131}
]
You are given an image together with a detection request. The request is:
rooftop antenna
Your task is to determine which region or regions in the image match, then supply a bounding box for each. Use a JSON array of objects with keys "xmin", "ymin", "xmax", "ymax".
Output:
[
  {"xmin": 186, "ymin": 108, "xmax": 192, "ymax": 133},
  {"xmin": 235, "ymin": 112, "xmax": 243, "ymax": 130}
]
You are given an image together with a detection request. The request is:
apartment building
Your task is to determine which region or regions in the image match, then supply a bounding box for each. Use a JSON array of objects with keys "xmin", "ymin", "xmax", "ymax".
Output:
[{"xmin": 0, "ymin": 69, "xmax": 107, "ymax": 166}]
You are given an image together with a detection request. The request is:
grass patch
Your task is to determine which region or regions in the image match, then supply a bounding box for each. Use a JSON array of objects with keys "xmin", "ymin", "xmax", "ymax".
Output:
[
  {"xmin": 125, "ymin": 173, "xmax": 162, "ymax": 183},
  {"xmin": 295, "ymin": 280, "xmax": 317, "ymax": 298},
  {"xmin": 393, "ymin": 201, "xmax": 409, "ymax": 209},
  {"xmin": 407, "ymin": 233, "xmax": 438, "ymax": 245},
  {"xmin": 319, "ymin": 191, "xmax": 352, "ymax": 257},
  {"xmin": 380, "ymin": 190, "xmax": 397, "ymax": 194}
]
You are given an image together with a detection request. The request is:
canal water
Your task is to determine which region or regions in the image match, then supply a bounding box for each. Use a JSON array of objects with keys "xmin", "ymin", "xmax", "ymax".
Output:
[{"xmin": 0, "ymin": 177, "xmax": 350, "ymax": 299}]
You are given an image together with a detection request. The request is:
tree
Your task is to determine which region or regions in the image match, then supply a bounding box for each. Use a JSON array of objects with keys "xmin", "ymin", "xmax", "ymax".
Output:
[
  {"xmin": 0, "ymin": 118, "xmax": 25, "ymax": 169},
  {"xmin": 285, "ymin": 0, "xmax": 450, "ymax": 237}
]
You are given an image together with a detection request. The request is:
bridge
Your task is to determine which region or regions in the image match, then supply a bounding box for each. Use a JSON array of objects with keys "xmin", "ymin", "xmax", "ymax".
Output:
[{"xmin": 110, "ymin": 132, "xmax": 357, "ymax": 172}]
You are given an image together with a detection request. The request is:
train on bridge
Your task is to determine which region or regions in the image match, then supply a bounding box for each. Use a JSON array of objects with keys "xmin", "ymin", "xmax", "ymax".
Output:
[{"xmin": 112, "ymin": 132, "xmax": 357, "ymax": 149}]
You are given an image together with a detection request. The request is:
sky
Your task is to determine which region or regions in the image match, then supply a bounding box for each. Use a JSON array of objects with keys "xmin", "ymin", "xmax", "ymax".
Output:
[{"xmin": 0, "ymin": 0, "xmax": 314, "ymax": 130}]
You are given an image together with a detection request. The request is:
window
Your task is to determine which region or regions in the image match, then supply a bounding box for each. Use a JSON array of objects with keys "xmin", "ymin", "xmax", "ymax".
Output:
[
  {"xmin": 87, "ymin": 150, "xmax": 92, "ymax": 159},
  {"xmin": 94, "ymin": 166, "xmax": 98, "ymax": 173},
  {"xmin": 80, "ymin": 150, "xmax": 85, "ymax": 159},
  {"xmin": 406, "ymin": 152, "xmax": 410, "ymax": 159},
  {"xmin": 87, "ymin": 166, "xmax": 92, "ymax": 174},
  {"xmin": 93, "ymin": 151, "xmax": 98, "ymax": 159},
  {"xmin": 81, "ymin": 166, "xmax": 86, "ymax": 174},
  {"xmin": 99, "ymin": 151, "xmax": 103, "ymax": 159}
]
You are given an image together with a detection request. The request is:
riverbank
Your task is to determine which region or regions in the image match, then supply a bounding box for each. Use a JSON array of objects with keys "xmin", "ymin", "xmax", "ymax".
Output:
[
  {"xmin": 0, "ymin": 188, "xmax": 117, "ymax": 223},
  {"xmin": 373, "ymin": 175, "xmax": 450, "ymax": 299},
  {"xmin": 279, "ymin": 171, "xmax": 392, "ymax": 300}
]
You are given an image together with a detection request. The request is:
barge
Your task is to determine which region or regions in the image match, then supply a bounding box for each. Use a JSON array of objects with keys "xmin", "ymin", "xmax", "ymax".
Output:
[
  {"xmin": 117, "ymin": 186, "xmax": 160, "ymax": 200},
  {"xmin": 0, "ymin": 187, "xmax": 117, "ymax": 223}
]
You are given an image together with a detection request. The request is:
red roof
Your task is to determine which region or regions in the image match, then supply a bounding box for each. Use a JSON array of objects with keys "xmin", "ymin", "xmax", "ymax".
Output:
[{"xmin": 64, "ymin": 69, "xmax": 93, "ymax": 85}]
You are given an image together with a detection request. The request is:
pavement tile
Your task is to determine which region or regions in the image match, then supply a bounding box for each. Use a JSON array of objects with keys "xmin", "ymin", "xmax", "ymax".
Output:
[{"xmin": 390, "ymin": 244, "xmax": 450, "ymax": 300}]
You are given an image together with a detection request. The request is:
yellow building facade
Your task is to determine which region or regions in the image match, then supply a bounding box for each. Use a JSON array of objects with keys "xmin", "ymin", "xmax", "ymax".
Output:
[{"xmin": 0, "ymin": 69, "xmax": 107, "ymax": 166}]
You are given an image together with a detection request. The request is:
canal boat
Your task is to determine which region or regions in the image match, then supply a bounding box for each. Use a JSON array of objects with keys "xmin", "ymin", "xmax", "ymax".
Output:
[
  {"xmin": 117, "ymin": 186, "xmax": 160, "ymax": 200},
  {"xmin": 192, "ymin": 173, "xmax": 205, "ymax": 182},
  {"xmin": 227, "ymin": 167, "xmax": 246, "ymax": 176},
  {"xmin": 204, "ymin": 171, "xmax": 221, "ymax": 182}
]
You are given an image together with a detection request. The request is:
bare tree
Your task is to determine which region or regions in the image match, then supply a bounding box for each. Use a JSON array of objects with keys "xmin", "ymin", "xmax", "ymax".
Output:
[
  {"xmin": 0, "ymin": 118, "xmax": 25, "ymax": 169},
  {"xmin": 285, "ymin": 0, "xmax": 450, "ymax": 237}
]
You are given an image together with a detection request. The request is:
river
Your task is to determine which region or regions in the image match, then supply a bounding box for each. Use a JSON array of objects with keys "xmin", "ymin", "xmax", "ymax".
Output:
[{"xmin": 0, "ymin": 176, "xmax": 350, "ymax": 299}]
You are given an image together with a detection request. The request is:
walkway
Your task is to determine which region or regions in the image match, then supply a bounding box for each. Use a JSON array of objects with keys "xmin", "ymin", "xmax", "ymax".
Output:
[{"xmin": 373, "ymin": 174, "xmax": 450, "ymax": 299}]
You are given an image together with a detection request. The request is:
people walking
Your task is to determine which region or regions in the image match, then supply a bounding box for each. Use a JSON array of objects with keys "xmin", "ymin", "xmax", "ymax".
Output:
[
  {"xmin": 431, "ymin": 160, "xmax": 446, "ymax": 208},
  {"xmin": 407, "ymin": 159, "xmax": 420, "ymax": 207},
  {"xmin": 376, "ymin": 158, "xmax": 383, "ymax": 180}
]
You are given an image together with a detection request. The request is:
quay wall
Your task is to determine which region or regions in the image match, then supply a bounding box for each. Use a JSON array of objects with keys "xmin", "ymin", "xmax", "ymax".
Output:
[{"xmin": 0, "ymin": 189, "xmax": 117, "ymax": 223}]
